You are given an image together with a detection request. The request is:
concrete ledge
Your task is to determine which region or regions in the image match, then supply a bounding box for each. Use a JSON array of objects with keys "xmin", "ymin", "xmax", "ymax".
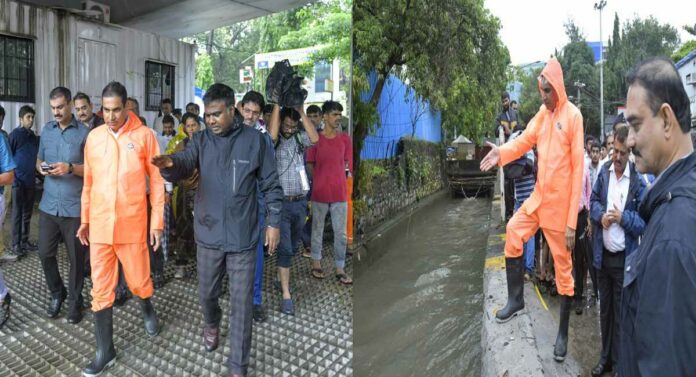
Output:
[{"xmin": 481, "ymin": 195, "xmax": 582, "ymax": 377}]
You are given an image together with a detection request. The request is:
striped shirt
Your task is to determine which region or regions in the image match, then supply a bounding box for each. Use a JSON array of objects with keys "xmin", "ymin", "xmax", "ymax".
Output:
[{"xmin": 514, "ymin": 174, "xmax": 535, "ymax": 203}]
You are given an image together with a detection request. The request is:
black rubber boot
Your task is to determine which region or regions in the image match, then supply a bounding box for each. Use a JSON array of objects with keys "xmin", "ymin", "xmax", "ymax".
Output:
[
  {"xmin": 495, "ymin": 257, "xmax": 525, "ymax": 323},
  {"xmin": 139, "ymin": 298, "xmax": 160, "ymax": 336},
  {"xmin": 554, "ymin": 295, "xmax": 572, "ymax": 362},
  {"xmin": 83, "ymin": 308, "xmax": 116, "ymax": 376}
]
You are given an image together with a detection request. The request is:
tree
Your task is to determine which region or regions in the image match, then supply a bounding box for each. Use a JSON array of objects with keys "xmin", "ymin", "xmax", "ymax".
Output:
[
  {"xmin": 183, "ymin": 0, "xmax": 350, "ymax": 95},
  {"xmin": 604, "ymin": 16, "xmax": 680, "ymax": 111},
  {"xmin": 518, "ymin": 67, "xmax": 543, "ymax": 123},
  {"xmin": 558, "ymin": 20, "xmax": 601, "ymax": 137},
  {"xmin": 672, "ymin": 40, "xmax": 696, "ymax": 62},
  {"xmin": 195, "ymin": 53, "xmax": 214, "ymax": 90},
  {"xmin": 353, "ymin": 0, "xmax": 509, "ymax": 195}
]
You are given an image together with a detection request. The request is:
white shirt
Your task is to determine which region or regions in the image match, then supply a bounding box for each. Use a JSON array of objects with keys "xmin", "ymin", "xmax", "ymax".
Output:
[{"xmin": 603, "ymin": 163, "xmax": 631, "ymax": 252}]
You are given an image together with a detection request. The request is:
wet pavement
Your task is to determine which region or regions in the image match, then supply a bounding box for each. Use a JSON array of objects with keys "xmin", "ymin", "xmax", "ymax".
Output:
[
  {"xmin": 482, "ymin": 193, "xmax": 602, "ymax": 377},
  {"xmin": 0, "ymin": 206, "xmax": 352, "ymax": 377},
  {"xmin": 353, "ymin": 193, "xmax": 490, "ymax": 377}
]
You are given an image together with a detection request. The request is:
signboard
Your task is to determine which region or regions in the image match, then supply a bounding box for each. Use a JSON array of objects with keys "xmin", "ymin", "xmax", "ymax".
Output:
[
  {"xmin": 239, "ymin": 66, "xmax": 253, "ymax": 84},
  {"xmin": 254, "ymin": 45, "xmax": 325, "ymax": 70}
]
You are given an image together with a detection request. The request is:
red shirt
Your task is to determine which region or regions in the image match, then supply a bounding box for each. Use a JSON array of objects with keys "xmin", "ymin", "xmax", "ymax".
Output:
[{"xmin": 306, "ymin": 132, "xmax": 353, "ymax": 203}]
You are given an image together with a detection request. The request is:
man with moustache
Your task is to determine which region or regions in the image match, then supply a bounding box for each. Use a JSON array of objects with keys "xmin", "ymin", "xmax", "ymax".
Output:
[
  {"xmin": 481, "ymin": 58, "xmax": 584, "ymax": 362},
  {"xmin": 588, "ymin": 126, "xmax": 645, "ymax": 376},
  {"xmin": 79, "ymin": 81, "xmax": 164, "ymax": 376},
  {"xmin": 152, "ymin": 83, "xmax": 282, "ymax": 377},
  {"xmin": 620, "ymin": 57, "xmax": 696, "ymax": 377},
  {"xmin": 74, "ymin": 92, "xmax": 104, "ymax": 130},
  {"xmin": 36, "ymin": 87, "xmax": 91, "ymax": 324}
]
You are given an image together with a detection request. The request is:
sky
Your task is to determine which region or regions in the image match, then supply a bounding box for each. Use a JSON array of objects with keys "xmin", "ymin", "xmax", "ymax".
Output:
[{"xmin": 485, "ymin": 0, "xmax": 696, "ymax": 65}]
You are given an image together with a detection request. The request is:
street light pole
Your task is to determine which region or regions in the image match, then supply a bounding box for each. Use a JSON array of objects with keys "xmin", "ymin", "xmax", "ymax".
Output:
[{"xmin": 595, "ymin": 0, "xmax": 606, "ymax": 143}]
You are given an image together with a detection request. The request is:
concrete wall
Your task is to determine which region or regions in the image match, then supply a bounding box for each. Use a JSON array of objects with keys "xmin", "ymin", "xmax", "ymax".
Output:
[
  {"xmin": 356, "ymin": 138, "xmax": 444, "ymax": 231},
  {"xmin": 0, "ymin": 0, "xmax": 195, "ymax": 133}
]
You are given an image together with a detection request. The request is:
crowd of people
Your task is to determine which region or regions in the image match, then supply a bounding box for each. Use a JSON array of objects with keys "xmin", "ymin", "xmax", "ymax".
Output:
[
  {"xmin": 484, "ymin": 56, "xmax": 695, "ymax": 376},
  {"xmin": 0, "ymin": 80, "xmax": 353, "ymax": 377}
]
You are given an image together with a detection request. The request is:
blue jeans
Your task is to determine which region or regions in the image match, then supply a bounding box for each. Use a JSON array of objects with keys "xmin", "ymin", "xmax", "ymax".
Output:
[
  {"xmin": 514, "ymin": 199, "xmax": 535, "ymax": 274},
  {"xmin": 0, "ymin": 195, "xmax": 8, "ymax": 300},
  {"xmin": 277, "ymin": 199, "xmax": 308, "ymax": 267},
  {"xmin": 253, "ymin": 210, "xmax": 265, "ymax": 306}
]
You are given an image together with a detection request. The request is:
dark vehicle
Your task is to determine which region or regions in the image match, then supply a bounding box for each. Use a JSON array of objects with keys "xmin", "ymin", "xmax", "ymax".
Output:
[{"xmin": 446, "ymin": 137, "xmax": 497, "ymax": 197}]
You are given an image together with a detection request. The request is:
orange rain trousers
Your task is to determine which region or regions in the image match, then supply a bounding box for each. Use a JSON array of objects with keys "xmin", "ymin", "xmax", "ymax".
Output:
[
  {"xmin": 504, "ymin": 202, "xmax": 574, "ymax": 296},
  {"xmin": 90, "ymin": 242, "xmax": 153, "ymax": 311}
]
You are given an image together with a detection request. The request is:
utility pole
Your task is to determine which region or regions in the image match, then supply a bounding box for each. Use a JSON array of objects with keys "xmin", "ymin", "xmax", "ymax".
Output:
[
  {"xmin": 574, "ymin": 81, "xmax": 586, "ymax": 108},
  {"xmin": 594, "ymin": 0, "xmax": 606, "ymax": 143}
]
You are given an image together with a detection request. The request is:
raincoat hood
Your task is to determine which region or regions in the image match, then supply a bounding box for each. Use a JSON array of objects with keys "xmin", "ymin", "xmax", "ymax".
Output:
[{"xmin": 538, "ymin": 58, "xmax": 568, "ymax": 110}]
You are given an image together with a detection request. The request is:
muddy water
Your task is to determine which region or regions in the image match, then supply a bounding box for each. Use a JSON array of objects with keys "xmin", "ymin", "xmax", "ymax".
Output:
[{"xmin": 354, "ymin": 195, "xmax": 490, "ymax": 377}]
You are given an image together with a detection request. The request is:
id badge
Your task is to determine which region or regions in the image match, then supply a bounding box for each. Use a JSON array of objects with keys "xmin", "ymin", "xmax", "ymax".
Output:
[{"xmin": 297, "ymin": 165, "xmax": 310, "ymax": 192}]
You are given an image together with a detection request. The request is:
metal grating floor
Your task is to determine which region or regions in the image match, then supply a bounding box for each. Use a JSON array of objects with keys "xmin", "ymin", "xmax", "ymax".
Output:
[{"xmin": 0, "ymin": 237, "xmax": 352, "ymax": 377}]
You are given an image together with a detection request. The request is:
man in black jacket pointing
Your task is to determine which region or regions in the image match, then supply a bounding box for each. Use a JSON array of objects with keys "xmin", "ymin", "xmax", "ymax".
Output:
[{"xmin": 152, "ymin": 83, "xmax": 282, "ymax": 377}]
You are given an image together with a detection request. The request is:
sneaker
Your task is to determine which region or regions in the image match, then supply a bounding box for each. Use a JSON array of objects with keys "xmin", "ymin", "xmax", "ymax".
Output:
[
  {"xmin": 0, "ymin": 292, "xmax": 11, "ymax": 329},
  {"xmin": 7, "ymin": 245, "xmax": 25, "ymax": 258},
  {"xmin": 0, "ymin": 253, "xmax": 18, "ymax": 264},
  {"xmin": 280, "ymin": 298, "xmax": 295, "ymax": 316}
]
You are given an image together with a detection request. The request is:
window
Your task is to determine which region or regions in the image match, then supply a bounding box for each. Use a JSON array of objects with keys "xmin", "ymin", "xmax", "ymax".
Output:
[
  {"xmin": 314, "ymin": 61, "xmax": 332, "ymax": 92},
  {"xmin": 0, "ymin": 35, "xmax": 35, "ymax": 102},
  {"xmin": 145, "ymin": 61, "xmax": 175, "ymax": 111}
]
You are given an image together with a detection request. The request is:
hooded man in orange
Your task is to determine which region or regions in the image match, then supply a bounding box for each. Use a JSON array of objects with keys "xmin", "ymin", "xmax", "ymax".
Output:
[
  {"xmin": 77, "ymin": 81, "xmax": 165, "ymax": 377},
  {"xmin": 481, "ymin": 58, "xmax": 584, "ymax": 362}
]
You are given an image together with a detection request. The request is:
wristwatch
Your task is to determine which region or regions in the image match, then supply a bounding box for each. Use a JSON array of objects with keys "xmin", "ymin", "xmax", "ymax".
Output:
[{"xmin": 68, "ymin": 163, "xmax": 74, "ymax": 174}]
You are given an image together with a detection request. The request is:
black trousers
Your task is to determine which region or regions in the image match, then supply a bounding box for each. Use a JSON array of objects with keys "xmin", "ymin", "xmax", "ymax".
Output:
[
  {"xmin": 37, "ymin": 211, "xmax": 86, "ymax": 304},
  {"xmin": 597, "ymin": 249, "xmax": 625, "ymax": 367},
  {"xmin": 147, "ymin": 196, "xmax": 164, "ymax": 275},
  {"xmin": 11, "ymin": 185, "xmax": 35, "ymax": 247},
  {"xmin": 572, "ymin": 209, "xmax": 588, "ymax": 299},
  {"xmin": 197, "ymin": 246, "xmax": 256, "ymax": 376}
]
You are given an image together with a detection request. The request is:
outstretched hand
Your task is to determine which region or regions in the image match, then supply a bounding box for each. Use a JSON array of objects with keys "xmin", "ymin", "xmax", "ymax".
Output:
[
  {"xmin": 151, "ymin": 155, "xmax": 174, "ymax": 169},
  {"xmin": 480, "ymin": 142, "xmax": 500, "ymax": 172}
]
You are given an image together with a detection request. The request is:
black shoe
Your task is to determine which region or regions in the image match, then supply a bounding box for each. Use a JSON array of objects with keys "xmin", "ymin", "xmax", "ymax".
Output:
[
  {"xmin": 21, "ymin": 240, "xmax": 38, "ymax": 252},
  {"xmin": 47, "ymin": 287, "xmax": 67, "ymax": 318},
  {"xmin": 553, "ymin": 295, "xmax": 572, "ymax": 362},
  {"xmin": 253, "ymin": 304, "xmax": 267, "ymax": 323},
  {"xmin": 113, "ymin": 288, "xmax": 131, "ymax": 307},
  {"xmin": 0, "ymin": 292, "xmax": 11, "ymax": 329},
  {"xmin": 83, "ymin": 308, "xmax": 116, "ymax": 377},
  {"xmin": 574, "ymin": 295, "xmax": 584, "ymax": 315},
  {"xmin": 591, "ymin": 362, "xmax": 613, "ymax": 376},
  {"xmin": 152, "ymin": 273, "xmax": 166, "ymax": 289},
  {"xmin": 139, "ymin": 298, "xmax": 159, "ymax": 336},
  {"xmin": 67, "ymin": 296, "xmax": 84, "ymax": 324},
  {"xmin": 495, "ymin": 257, "xmax": 525, "ymax": 323},
  {"xmin": 203, "ymin": 325, "xmax": 220, "ymax": 352}
]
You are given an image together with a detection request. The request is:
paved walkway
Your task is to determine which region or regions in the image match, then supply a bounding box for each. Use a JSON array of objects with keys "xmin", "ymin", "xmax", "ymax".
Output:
[{"xmin": 0, "ymin": 210, "xmax": 352, "ymax": 377}]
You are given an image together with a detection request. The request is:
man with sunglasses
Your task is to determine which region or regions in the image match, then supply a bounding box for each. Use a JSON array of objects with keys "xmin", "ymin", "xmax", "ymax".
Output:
[{"xmin": 481, "ymin": 57, "xmax": 584, "ymax": 362}]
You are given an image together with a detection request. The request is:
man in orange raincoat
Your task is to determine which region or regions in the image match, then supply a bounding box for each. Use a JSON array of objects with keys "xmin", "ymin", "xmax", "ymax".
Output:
[
  {"xmin": 77, "ymin": 81, "xmax": 165, "ymax": 377},
  {"xmin": 481, "ymin": 57, "xmax": 584, "ymax": 362}
]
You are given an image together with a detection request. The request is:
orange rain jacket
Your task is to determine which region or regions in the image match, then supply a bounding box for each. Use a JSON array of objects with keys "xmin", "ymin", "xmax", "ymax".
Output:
[
  {"xmin": 81, "ymin": 112, "xmax": 165, "ymax": 244},
  {"xmin": 498, "ymin": 58, "xmax": 584, "ymax": 232}
]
